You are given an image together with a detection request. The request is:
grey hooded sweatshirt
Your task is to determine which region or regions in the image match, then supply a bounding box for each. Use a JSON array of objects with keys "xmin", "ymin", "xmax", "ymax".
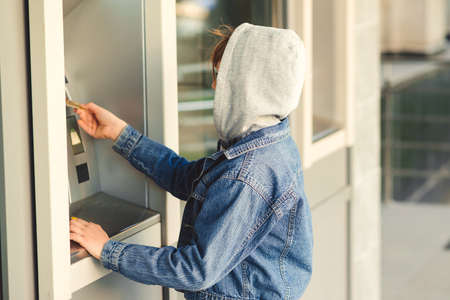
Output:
[{"xmin": 213, "ymin": 22, "xmax": 306, "ymax": 146}]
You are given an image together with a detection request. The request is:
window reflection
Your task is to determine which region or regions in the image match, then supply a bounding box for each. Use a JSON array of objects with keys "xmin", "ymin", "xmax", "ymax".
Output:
[
  {"xmin": 176, "ymin": 0, "xmax": 282, "ymax": 160},
  {"xmin": 312, "ymin": 0, "xmax": 343, "ymax": 141}
]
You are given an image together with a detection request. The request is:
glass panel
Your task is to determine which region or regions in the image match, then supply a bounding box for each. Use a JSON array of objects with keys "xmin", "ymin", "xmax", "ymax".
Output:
[
  {"xmin": 312, "ymin": 0, "xmax": 343, "ymax": 141},
  {"xmin": 176, "ymin": 0, "xmax": 284, "ymax": 160},
  {"xmin": 381, "ymin": 65, "xmax": 450, "ymax": 203}
]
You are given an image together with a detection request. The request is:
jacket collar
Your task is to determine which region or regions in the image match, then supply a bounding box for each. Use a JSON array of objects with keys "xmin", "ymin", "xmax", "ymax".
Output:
[{"xmin": 209, "ymin": 117, "xmax": 291, "ymax": 160}]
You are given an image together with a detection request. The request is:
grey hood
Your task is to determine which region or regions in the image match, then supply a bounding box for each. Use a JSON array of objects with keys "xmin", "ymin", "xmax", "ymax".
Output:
[{"xmin": 213, "ymin": 22, "xmax": 306, "ymax": 144}]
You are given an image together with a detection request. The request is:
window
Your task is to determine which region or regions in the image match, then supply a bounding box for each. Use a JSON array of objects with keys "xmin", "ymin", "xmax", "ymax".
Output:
[
  {"xmin": 312, "ymin": 0, "xmax": 344, "ymax": 141},
  {"xmin": 287, "ymin": 0, "xmax": 353, "ymax": 168},
  {"xmin": 176, "ymin": 0, "xmax": 286, "ymax": 160}
]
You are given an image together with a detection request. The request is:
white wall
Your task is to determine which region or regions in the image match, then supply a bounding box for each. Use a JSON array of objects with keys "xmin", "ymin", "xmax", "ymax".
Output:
[
  {"xmin": 0, "ymin": 1, "xmax": 37, "ymax": 299},
  {"xmin": 381, "ymin": 0, "xmax": 447, "ymax": 54},
  {"xmin": 350, "ymin": 1, "xmax": 381, "ymax": 300},
  {"xmin": 64, "ymin": 0, "xmax": 149, "ymax": 207}
]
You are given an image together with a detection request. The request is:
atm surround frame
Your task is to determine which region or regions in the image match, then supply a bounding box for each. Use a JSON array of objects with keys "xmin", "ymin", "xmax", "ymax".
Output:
[{"xmin": 28, "ymin": 0, "xmax": 181, "ymax": 299}]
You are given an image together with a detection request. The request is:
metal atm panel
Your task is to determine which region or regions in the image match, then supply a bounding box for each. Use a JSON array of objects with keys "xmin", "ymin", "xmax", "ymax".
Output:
[
  {"xmin": 66, "ymin": 113, "xmax": 101, "ymax": 202},
  {"xmin": 64, "ymin": 0, "xmax": 147, "ymax": 206}
]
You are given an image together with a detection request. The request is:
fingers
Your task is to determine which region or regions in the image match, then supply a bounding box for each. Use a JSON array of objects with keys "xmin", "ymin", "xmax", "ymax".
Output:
[
  {"xmin": 85, "ymin": 102, "xmax": 104, "ymax": 114},
  {"xmin": 69, "ymin": 218, "xmax": 110, "ymax": 260},
  {"xmin": 69, "ymin": 232, "xmax": 91, "ymax": 249},
  {"xmin": 70, "ymin": 218, "xmax": 92, "ymax": 242},
  {"xmin": 76, "ymin": 110, "xmax": 98, "ymax": 137},
  {"xmin": 70, "ymin": 224, "xmax": 84, "ymax": 235},
  {"xmin": 77, "ymin": 119, "xmax": 93, "ymax": 136},
  {"xmin": 73, "ymin": 102, "xmax": 103, "ymax": 117},
  {"xmin": 74, "ymin": 103, "xmax": 102, "ymax": 134},
  {"xmin": 69, "ymin": 219, "xmax": 86, "ymax": 245},
  {"xmin": 70, "ymin": 218, "xmax": 104, "ymax": 234},
  {"xmin": 70, "ymin": 232, "xmax": 84, "ymax": 244},
  {"xmin": 77, "ymin": 107, "xmax": 95, "ymax": 123},
  {"xmin": 71, "ymin": 216, "xmax": 89, "ymax": 226}
]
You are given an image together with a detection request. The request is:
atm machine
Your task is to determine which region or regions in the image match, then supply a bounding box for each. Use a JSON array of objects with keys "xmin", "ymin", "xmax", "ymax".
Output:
[{"xmin": 61, "ymin": 0, "xmax": 172, "ymax": 298}]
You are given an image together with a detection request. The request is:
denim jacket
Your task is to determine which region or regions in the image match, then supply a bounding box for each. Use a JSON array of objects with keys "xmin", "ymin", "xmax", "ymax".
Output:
[{"xmin": 100, "ymin": 117, "xmax": 313, "ymax": 300}]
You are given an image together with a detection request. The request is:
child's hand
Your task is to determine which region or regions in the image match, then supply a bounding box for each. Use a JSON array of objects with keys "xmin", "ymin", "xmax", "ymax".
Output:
[
  {"xmin": 75, "ymin": 102, "xmax": 127, "ymax": 141},
  {"xmin": 70, "ymin": 217, "xmax": 110, "ymax": 260}
]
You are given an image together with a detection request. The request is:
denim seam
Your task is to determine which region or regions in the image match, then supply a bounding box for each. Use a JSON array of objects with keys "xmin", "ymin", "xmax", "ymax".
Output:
[
  {"xmin": 100, "ymin": 240, "xmax": 115, "ymax": 269},
  {"xmin": 240, "ymin": 208, "xmax": 273, "ymax": 249},
  {"xmin": 237, "ymin": 151, "xmax": 254, "ymax": 180},
  {"xmin": 222, "ymin": 165, "xmax": 271, "ymax": 206},
  {"xmin": 120, "ymin": 128, "xmax": 142, "ymax": 160},
  {"xmin": 225, "ymin": 134, "xmax": 289, "ymax": 159},
  {"xmin": 112, "ymin": 126, "xmax": 132, "ymax": 156},
  {"xmin": 204, "ymin": 176, "xmax": 272, "ymax": 254},
  {"xmin": 279, "ymin": 202, "xmax": 297, "ymax": 300},
  {"xmin": 201, "ymin": 156, "xmax": 227, "ymax": 186},
  {"xmin": 127, "ymin": 135, "xmax": 141, "ymax": 159},
  {"xmin": 190, "ymin": 159, "xmax": 208, "ymax": 197},
  {"xmin": 198, "ymin": 290, "xmax": 257, "ymax": 300},
  {"xmin": 192, "ymin": 192, "xmax": 206, "ymax": 202},
  {"xmin": 107, "ymin": 241, "xmax": 128, "ymax": 272},
  {"xmin": 216, "ymin": 177, "xmax": 273, "ymax": 249},
  {"xmin": 241, "ymin": 261, "xmax": 249, "ymax": 298},
  {"xmin": 225, "ymin": 176, "xmax": 271, "ymax": 208},
  {"xmin": 272, "ymin": 186, "xmax": 296, "ymax": 220}
]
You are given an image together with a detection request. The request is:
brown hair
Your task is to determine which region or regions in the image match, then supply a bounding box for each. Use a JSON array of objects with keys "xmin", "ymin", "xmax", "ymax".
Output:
[{"xmin": 209, "ymin": 24, "xmax": 235, "ymax": 82}]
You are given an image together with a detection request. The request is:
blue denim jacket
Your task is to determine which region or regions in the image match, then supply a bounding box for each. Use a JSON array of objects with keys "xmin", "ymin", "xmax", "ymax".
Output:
[{"xmin": 100, "ymin": 117, "xmax": 313, "ymax": 300}]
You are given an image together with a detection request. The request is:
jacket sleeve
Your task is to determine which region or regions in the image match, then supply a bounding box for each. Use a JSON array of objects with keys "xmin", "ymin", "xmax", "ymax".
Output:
[
  {"xmin": 100, "ymin": 176, "xmax": 278, "ymax": 291},
  {"xmin": 112, "ymin": 125, "xmax": 205, "ymax": 201}
]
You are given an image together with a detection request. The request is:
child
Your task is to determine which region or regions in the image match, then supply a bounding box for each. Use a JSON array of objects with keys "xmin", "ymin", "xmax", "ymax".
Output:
[{"xmin": 70, "ymin": 22, "xmax": 313, "ymax": 300}]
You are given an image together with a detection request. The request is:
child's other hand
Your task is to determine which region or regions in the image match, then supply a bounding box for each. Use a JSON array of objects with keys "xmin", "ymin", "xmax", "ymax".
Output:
[
  {"xmin": 70, "ymin": 217, "xmax": 110, "ymax": 260},
  {"xmin": 75, "ymin": 102, "xmax": 127, "ymax": 141}
]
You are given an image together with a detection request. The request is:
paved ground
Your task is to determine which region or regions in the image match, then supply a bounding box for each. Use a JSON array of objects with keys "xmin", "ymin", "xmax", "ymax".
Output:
[{"xmin": 382, "ymin": 202, "xmax": 450, "ymax": 300}]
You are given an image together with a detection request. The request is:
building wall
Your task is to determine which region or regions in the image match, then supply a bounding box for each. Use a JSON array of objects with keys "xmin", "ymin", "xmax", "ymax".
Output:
[
  {"xmin": 350, "ymin": 1, "xmax": 381, "ymax": 300},
  {"xmin": 287, "ymin": 1, "xmax": 382, "ymax": 299},
  {"xmin": 0, "ymin": 0, "xmax": 37, "ymax": 299},
  {"xmin": 301, "ymin": 149, "xmax": 350, "ymax": 300},
  {"xmin": 447, "ymin": 0, "xmax": 450, "ymax": 33},
  {"xmin": 0, "ymin": 64, "xmax": 4, "ymax": 300},
  {"xmin": 381, "ymin": 0, "xmax": 447, "ymax": 54}
]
